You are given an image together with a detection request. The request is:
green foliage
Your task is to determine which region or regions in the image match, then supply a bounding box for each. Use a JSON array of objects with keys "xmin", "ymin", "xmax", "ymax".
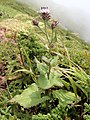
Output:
[
  {"xmin": 0, "ymin": 2, "xmax": 19, "ymax": 20},
  {"xmin": 53, "ymin": 89, "xmax": 80, "ymax": 105},
  {"xmin": 50, "ymin": 103, "xmax": 70, "ymax": 120},
  {"xmin": 83, "ymin": 103, "xmax": 90, "ymax": 120},
  {"xmin": 35, "ymin": 57, "xmax": 63, "ymax": 89},
  {"xmin": 9, "ymin": 1, "xmax": 37, "ymax": 17},
  {"xmin": 32, "ymin": 103, "xmax": 71, "ymax": 120},
  {"xmin": 32, "ymin": 113, "xmax": 51, "ymax": 120},
  {"xmin": 10, "ymin": 83, "xmax": 49, "ymax": 108},
  {"xmin": 84, "ymin": 115, "xmax": 90, "ymax": 120},
  {"xmin": 0, "ymin": 42, "xmax": 20, "ymax": 76},
  {"xmin": 0, "ymin": 1, "xmax": 90, "ymax": 119},
  {"xmin": 63, "ymin": 65, "xmax": 90, "ymax": 98},
  {"xmin": 18, "ymin": 32, "xmax": 47, "ymax": 60}
]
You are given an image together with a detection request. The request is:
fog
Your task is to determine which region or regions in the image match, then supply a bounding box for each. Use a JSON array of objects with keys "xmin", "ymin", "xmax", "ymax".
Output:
[{"xmin": 17, "ymin": 0, "xmax": 90, "ymax": 43}]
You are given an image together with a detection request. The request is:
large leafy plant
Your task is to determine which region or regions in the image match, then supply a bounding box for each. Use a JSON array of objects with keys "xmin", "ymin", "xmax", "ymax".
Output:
[
  {"xmin": 35, "ymin": 56, "xmax": 63, "ymax": 90},
  {"xmin": 10, "ymin": 55, "xmax": 80, "ymax": 109},
  {"xmin": 10, "ymin": 83, "xmax": 49, "ymax": 108}
]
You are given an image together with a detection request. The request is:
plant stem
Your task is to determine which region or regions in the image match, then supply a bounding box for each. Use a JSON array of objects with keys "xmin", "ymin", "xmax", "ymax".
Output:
[
  {"xmin": 44, "ymin": 20, "xmax": 48, "ymax": 39},
  {"xmin": 51, "ymin": 29, "xmax": 54, "ymax": 43},
  {"xmin": 45, "ymin": 89, "xmax": 49, "ymax": 112},
  {"xmin": 48, "ymin": 29, "xmax": 54, "ymax": 56},
  {"xmin": 14, "ymin": 32, "xmax": 25, "ymax": 66},
  {"xmin": 19, "ymin": 46, "xmax": 24, "ymax": 66},
  {"xmin": 16, "ymin": 40, "xmax": 25, "ymax": 66},
  {"xmin": 47, "ymin": 62, "xmax": 51, "ymax": 80},
  {"xmin": 38, "ymin": 21, "xmax": 50, "ymax": 42},
  {"xmin": 5, "ymin": 80, "xmax": 12, "ymax": 98}
]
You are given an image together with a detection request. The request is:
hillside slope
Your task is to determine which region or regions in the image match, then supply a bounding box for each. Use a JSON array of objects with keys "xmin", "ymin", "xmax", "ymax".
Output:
[
  {"xmin": 0, "ymin": 0, "xmax": 90, "ymax": 74},
  {"xmin": 0, "ymin": 1, "xmax": 90, "ymax": 120}
]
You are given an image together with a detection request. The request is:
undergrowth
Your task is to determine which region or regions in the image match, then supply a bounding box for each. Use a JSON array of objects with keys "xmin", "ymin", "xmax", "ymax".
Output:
[{"xmin": 0, "ymin": 1, "xmax": 90, "ymax": 120}]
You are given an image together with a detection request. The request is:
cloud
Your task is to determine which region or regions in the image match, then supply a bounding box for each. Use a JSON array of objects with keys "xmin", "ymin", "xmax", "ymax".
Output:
[{"xmin": 17, "ymin": 0, "xmax": 90, "ymax": 43}]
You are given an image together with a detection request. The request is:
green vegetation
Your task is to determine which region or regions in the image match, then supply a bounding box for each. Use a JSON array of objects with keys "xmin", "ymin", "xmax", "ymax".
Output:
[{"xmin": 0, "ymin": 0, "xmax": 90, "ymax": 120}]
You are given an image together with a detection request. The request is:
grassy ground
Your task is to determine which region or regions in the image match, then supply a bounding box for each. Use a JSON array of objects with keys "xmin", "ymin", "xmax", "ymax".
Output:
[
  {"xmin": 0, "ymin": 0, "xmax": 90, "ymax": 120},
  {"xmin": 1, "ymin": 0, "xmax": 89, "ymax": 73}
]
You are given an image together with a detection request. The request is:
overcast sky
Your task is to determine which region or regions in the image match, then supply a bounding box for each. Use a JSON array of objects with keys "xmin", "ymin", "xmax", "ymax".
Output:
[
  {"xmin": 17, "ymin": 0, "xmax": 90, "ymax": 43},
  {"xmin": 54, "ymin": 0, "xmax": 90, "ymax": 14}
]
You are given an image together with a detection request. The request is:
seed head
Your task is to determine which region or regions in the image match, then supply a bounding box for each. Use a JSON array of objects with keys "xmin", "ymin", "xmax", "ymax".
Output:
[
  {"xmin": 32, "ymin": 20, "xmax": 39, "ymax": 26},
  {"xmin": 51, "ymin": 21, "xmax": 58, "ymax": 29}
]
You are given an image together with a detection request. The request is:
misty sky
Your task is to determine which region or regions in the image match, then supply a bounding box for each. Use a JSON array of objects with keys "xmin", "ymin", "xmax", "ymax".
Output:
[
  {"xmin": 54, "ymin": 0, "xmax": 90, "ymax": 14},
  {"xmin": 17, "ymin": 0, "xmax": 90, "ymax": 43}
]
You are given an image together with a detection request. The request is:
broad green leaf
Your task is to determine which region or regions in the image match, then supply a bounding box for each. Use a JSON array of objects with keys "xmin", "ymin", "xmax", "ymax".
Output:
[
  {"xmin": 10, "ymin": 83, "xmax": 49, "ymax": 108},
  {"xmin": 50, "ymin": 56, "xmax": 59, "ymax": 67},
  {"xmin": 53, "ymin": 89, "xmax": 80, "ymax": 105},
  {"xmin": 37, "ymin": 71, "xmax": 63, "ymax": 89},
  {"xmin": 37, "ymin": 74, "xmax": 53, "ymax": 89},
  {"xmin": 49, "ymin": 71, "xmax": 63, "ymax": 87},
  {"xmin": 35, "ymin": 57, "xmax": 47, "ymax": 75}
]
